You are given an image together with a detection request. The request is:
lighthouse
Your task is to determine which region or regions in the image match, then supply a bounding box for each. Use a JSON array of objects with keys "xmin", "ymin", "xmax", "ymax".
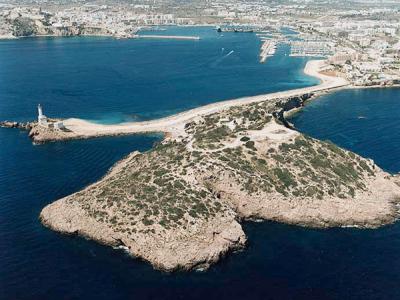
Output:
[{"xmin": 37, "ymin": 104, "xmax": 48, "ymax": 127}]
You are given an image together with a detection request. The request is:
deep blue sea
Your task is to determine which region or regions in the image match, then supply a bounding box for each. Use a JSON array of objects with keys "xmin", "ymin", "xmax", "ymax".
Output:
[
  {"xmin": 1, "ymin": 27, "xmax": 400, "ymax": 300},
  {"xmin": 290, "ymin": 88, "xmax": 400, "ymax": 174}
]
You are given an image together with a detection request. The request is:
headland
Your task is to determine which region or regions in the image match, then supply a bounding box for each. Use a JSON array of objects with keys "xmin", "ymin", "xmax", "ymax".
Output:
[{"xmin": 34, "ymin": 60, "xmax": 400, "ymax": 271}]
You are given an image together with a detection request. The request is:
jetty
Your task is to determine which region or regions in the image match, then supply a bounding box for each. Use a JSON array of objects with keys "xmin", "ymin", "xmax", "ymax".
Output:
[
  {"xmin": 134, "ymin": 35, "xmax": 200, "ymax": 40},
  {"xmin": 259, "ymin": 40, "xmax": 277, "ymax": 63},
  {"xmin": 216, "ymin": 26, "xmax": 254, "ymax": 33}
]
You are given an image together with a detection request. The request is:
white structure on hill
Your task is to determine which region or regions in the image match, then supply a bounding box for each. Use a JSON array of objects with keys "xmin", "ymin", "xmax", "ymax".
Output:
[
  {"xmin": 37, "ymin": 104, "xmax": 65, "ymax": 130},
  {"xmin": 37, "ymin": 104, "xmax": 48, "ymax": 127},
  {"xmin": 54, "ymin": 121, "xmax": 65, "ymax": 130}
]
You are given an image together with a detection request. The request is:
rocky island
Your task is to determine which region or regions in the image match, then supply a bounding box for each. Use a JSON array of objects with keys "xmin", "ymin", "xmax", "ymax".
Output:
[{"xmin": 37, "ymin": 61, "xmax": 400, "ymax": 271}]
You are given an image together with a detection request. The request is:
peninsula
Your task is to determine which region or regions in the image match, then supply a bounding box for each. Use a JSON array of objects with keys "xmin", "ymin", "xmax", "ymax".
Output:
[{"xmin": 36, "ymin": 60, "xmax": 400, "ymax": 271}]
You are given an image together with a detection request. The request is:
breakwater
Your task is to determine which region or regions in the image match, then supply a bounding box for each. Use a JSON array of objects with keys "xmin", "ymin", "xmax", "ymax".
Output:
[
  {"xmin": 134, "ymin": 35, "xmax": 200, "ymax": 40},
  {"xmin": 259, "ymin": 40, "xmax": 276, "ymax": 63},
  {"xmin": 0, "ymin": 120, "xmax": 32, "ymax": 130}
]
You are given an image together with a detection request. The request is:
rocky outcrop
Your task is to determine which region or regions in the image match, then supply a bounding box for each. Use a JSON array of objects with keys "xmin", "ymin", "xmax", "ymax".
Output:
[
  {"xmin": 5, "ymin": 14, "xmax": 115, "ymax": 39},
  {"xmin": 28, "ymin": 124, "xmax": 81, "ymax": 144},
  {"xmin": 12, "ymin": 17, "xmax": 37, "ymax": 37},
  {"xmin": 39, "ymin": 96, "xmax": 400, "ymax": 271},
  {"xmin": 272, "ymin": 93, "xmax": 316, "ymax": 128},
  {"xmin": 0, "ymin": 120, "xmax": 32, "ymax": 130},
  {"xmin": 1, "ymin": 117, "xmax": 88, "ymax": 144},
  {"xmin": 40, "ymin": 198, "xmax": 246, "ymax": 271},
  {"xmin": 40, "ymin": 152, "xmax": 246, "ymax": 271},
  {"xmin": 1, "ymin": 119, "xmax": 82, "ymax": 143}
]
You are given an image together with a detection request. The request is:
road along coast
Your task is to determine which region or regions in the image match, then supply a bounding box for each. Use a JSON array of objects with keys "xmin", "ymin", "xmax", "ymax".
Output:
[{"xmin": 39, "ymin": 60, "xmax": 400, "ymax": 271}]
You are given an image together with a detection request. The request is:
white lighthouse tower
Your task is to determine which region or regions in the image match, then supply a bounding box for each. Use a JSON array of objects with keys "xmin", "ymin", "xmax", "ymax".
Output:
[{"xmin": 37, "ymin": 104, "xmax": 48, "ymax": 127}]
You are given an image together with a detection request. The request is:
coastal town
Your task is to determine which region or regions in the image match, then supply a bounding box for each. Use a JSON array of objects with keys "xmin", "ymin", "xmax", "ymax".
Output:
[{"xmin": 0, "ymin": 0, "xmax": 399, "ymax": 86}]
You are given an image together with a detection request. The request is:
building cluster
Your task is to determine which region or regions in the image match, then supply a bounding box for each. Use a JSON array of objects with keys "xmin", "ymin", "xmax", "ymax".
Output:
[
  {"xmin": 302, "ymin": 18, "xmax": 400, "ymax": 86},
  {"xmin": 0, "ymin": 4, "xmax": 194, "ymax": 39}
]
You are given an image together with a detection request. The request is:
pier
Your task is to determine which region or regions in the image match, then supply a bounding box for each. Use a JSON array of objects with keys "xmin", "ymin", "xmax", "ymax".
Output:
[
  {"xmin": 134, "ymin": 35, "xmax": 200, "ymax": 40},
  {"xmin": 259, "ymin": 40, "xmax": 277, "ymax": 63},
  {"xmin": 217, "ymin": 27, "xmax": 254, "ymax": 33}
]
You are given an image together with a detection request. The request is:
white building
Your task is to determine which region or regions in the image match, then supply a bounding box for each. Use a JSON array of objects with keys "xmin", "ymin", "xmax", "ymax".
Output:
[
  {"xmin": 37, "ymin": 104, "xmax": 65, "ymax": 130},
  {"xmin": 54, "ymin": 121, "xmax": 65, "ymax": 130},
  {"xmin": 37, "ymin": 104, "xmax": 48, "ymax": 128}
]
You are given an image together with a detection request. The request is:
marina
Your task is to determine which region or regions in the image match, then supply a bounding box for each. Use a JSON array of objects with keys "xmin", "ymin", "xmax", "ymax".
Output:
[{"xmin": 289, "ymin": 39, "xmax": 334, "ymax": 57}]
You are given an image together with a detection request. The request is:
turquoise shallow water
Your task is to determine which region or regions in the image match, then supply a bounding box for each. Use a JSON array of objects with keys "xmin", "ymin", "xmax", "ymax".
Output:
[{"xmin": 1, "ymin": 27, "xmax": 400, "ymax": 300}]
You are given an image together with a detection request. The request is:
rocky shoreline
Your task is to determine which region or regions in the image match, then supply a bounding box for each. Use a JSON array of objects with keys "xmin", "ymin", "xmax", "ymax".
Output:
[
  {"xmin": 0, "ymin": 120, "xmax": 32, "ymax": 130},
  {"xmin": 39, "ymin": 151, "xmax": 247, "ymax": 271},
  {"xmin": 38, "ymin": 92, "xmax": 400, "ymax": 271},
  {"xmin": 0, "ymin": 119, "xmax": 81, "ymax": 144}
]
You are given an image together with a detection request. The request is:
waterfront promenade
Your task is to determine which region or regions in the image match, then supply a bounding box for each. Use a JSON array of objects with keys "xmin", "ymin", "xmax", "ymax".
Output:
[{"xmin": 62, "ymin": 60, "xmax": 349, "ymax": 139}]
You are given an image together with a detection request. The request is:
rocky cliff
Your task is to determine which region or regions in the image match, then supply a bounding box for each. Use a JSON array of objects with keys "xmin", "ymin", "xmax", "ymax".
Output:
[{"xmin": 7, "ymin": 15, "xmax": 110, "ymax": 38}]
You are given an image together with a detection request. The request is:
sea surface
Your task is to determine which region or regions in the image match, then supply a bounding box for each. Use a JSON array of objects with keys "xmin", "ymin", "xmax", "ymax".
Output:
[
  {"xmin": 290, "ymin": 88, "xmax": 400, "ymax": 173},
  {"xmin": 0, "ymin": 26, "xmax": 317, "ymax": 123},
  {"xmin": 1, "ymin": 27, "xmax": 400, "ymax": 300}
]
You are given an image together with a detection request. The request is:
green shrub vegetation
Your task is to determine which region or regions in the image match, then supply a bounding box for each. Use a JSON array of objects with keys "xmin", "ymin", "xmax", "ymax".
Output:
[{"xmin": 75, "ymin": 98, "xmax": 374, "ymax": 235}]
